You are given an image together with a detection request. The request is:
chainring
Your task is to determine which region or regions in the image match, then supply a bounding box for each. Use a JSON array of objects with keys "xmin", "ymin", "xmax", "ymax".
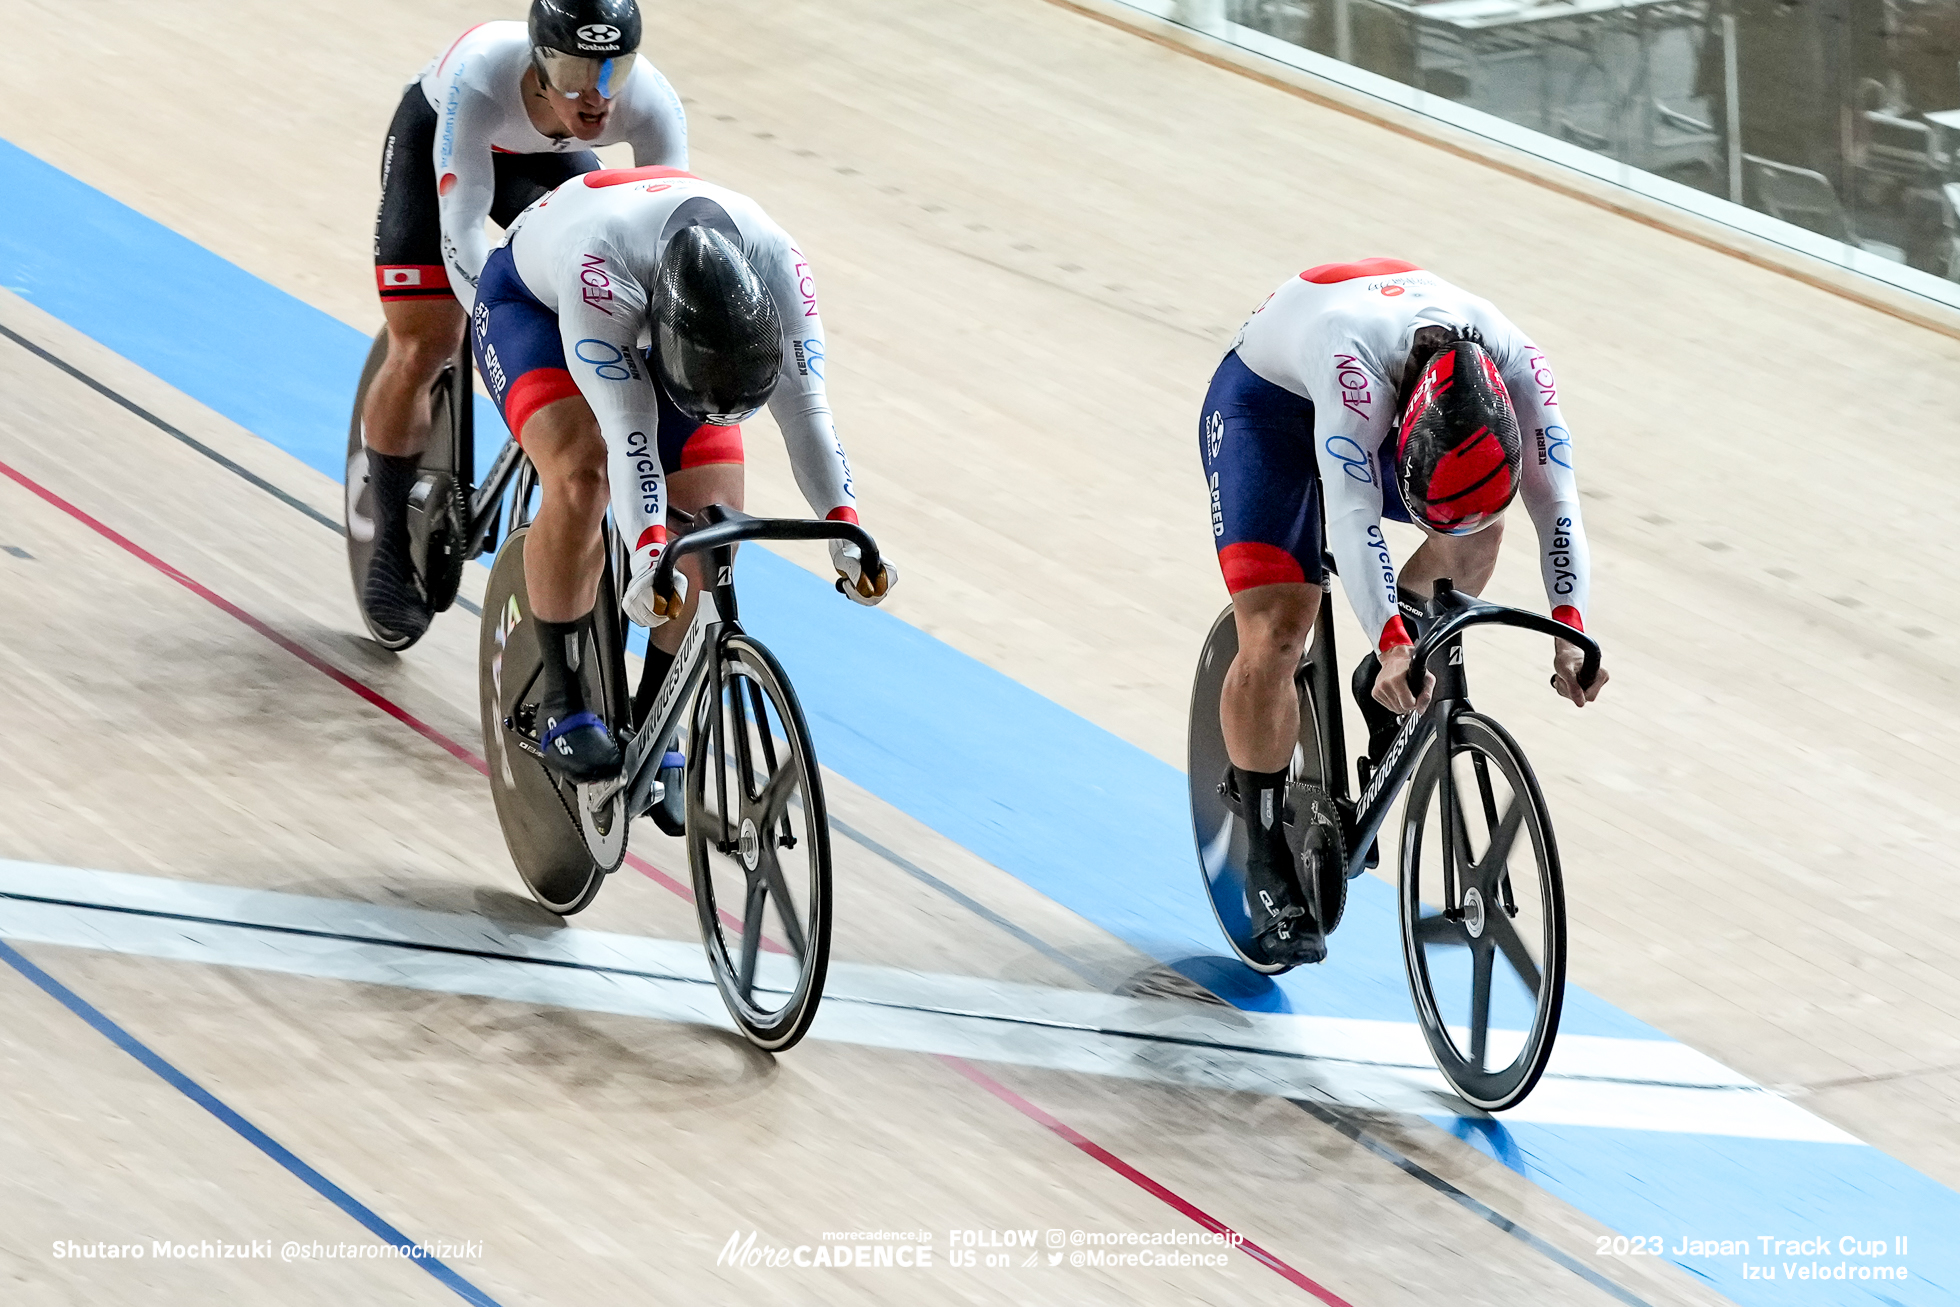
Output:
[
  {"xmin": 1290, "ymin": 783, "xmax": 1349, "ymax": 936},
  {"xmin": 419, "ymin": 472, "xmax": 470, "ymax": 613}
]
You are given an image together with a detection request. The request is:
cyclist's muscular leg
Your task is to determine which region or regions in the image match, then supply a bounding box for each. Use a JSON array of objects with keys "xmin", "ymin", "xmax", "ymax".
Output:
[
  {"xmin": 1220, "ymin": 582, "xmax": 1317, "ymax": 773},
  {"xmin": 362, "ymin": 298, "xmax": 466, "ymax": 459},
  {"xmin": 516, "ymin": 394, "xmax": 620, "ymax": 781},
  {"xmin": 359, "ymin": 298, "xmax": 466, "ymax": 641},
  {"xmin": 520, "ymin": 396, "xmax": 611, "ymax": 621},
  {"xmin": 1220, "ymin": 581, "xmax": 1326, "ymax": 963}
]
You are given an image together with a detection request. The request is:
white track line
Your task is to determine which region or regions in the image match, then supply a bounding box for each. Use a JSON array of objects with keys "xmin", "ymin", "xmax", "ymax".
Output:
[{"xmin": 0, "ymin": 859, "xmax": 1854, "ymax": 1143}]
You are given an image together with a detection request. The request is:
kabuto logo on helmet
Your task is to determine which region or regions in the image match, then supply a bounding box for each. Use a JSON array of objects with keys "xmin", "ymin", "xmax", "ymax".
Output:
[
  {"xmin": 531, "ymin": 0, "xmax": 642, "ymax": 64},
  {"xmin": 1394, "ymin": 338, "xmax": 1522, "ymax": 536}
]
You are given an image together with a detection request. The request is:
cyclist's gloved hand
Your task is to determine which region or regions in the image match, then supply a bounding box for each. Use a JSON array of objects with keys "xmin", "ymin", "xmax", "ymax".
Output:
[
  {"xmin": 1373, "ymin": 641, "xmax": 1435, "ymax": 717},
  {"xmin": 1551, "ymin": 638, "xmax": 1607, "ymax": 706},
  {"xmin": 830, "ymin": 537, "xmax": 897, "ymax": 607},
  {"xmin": 624, "ymin": 560, "xmax": 689, "ymax": 628}
]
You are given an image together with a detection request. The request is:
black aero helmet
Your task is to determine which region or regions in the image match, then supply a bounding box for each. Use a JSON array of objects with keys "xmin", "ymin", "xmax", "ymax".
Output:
[
  {"xmin": 529, "ymin": 0, "xmax": 641, "ymax": 98},
  {"xmin": 652, "ymin": 225, "xmax": 783, "ymax": 425},
  {"xmin": 1393, "ymin": 328, "xmax": 1523, "ymax": 536}
]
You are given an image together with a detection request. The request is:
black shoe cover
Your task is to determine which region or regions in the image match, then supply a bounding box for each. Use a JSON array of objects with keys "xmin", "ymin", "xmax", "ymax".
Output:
[
  {"xmin": 1247, "ymin": 853, "xmax": 1326, "ymax": 966},
  {"xmin": 362, "ymin": 451, "xmax": 431, "ymax": 644},
  {"xmin": 538, "ymin": 710, "xmax": 622, "ymax": 784},
  {"xmin": 1238, "ymin": 768, "xmax": 1326, "ymax": 966},
  {"xmin": 364, "ymin": 533, "xmax": 432, "ymax": 644}
]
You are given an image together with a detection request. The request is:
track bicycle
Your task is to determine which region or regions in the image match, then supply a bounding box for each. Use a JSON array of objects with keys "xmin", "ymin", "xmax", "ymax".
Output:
[
  {"xmin": 1188, "ymin": 577, "xmax": 1602, "ymax": 1110},
  {"xmin": 344, "ymin": 331, "xmax": 526, "ymax": 646},
  {"xmin": 348, "ymin": 328, "xmax": 877, "ymax": 1050},
  {"xmin": 478, "ymin": 492, "xmax": 881, "ymax": 1052}
]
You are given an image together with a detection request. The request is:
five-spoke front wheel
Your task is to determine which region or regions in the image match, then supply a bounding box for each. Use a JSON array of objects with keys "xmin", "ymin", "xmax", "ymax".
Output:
[
  {"xmin": 1399, "ymin": 711, "xmax": 1566, "ymax": 1111},
  {"xmin": 686, "ymin": 633, "xmax": 833, "ymax": 1051}
]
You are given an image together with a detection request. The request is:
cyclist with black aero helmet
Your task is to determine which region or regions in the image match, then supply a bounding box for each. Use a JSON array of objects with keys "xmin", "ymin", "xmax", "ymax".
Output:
[
  {"xmin": 469, "ymin": 165, "xmax": 897, "ymax": 783},
  {"xmin": 1200, "ymin": 258, "xmax": 1609, "ymax": 966},
  {"xmin": 361, "ymin": 0, "xmax": 687, "ymax": 643}
]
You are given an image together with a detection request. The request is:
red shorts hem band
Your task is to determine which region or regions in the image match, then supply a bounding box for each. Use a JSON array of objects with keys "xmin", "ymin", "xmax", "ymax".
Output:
[
  {"xmin": 504, "ymin": 368, "xmax": 584, "ymax": 443},
  {"xmin": 678, "ymin": 424, "xmax": 744, "ymax": 469},
  {"xmin": 1218, "ymin": 542, "xmax": 1306, "ymax": 594}
]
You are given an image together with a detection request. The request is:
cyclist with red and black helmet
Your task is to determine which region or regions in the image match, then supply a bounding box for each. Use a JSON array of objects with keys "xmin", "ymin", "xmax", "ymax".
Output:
[
  {"xmin": 360, "ymin": 0, "xmax": 688, "ymax": 643},
  {"xmin": 1200, "ymin": 257, "xmax": 1608, "ymax": 966}
]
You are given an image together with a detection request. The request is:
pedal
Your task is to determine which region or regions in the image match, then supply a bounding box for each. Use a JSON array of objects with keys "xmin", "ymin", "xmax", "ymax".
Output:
[{"xmin": 1215, "ymin": 767, "xmax": 1244, "ymax": 820}]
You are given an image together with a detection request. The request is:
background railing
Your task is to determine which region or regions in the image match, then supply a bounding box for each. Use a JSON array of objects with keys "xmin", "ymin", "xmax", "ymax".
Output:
[{"xmin": 1156, "ymin": 0, "xmax": 1960, "ymax": 299}]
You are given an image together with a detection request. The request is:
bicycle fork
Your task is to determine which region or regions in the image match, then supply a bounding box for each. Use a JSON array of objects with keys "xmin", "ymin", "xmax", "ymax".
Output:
[{"xmin": 1427, "ymin": 598, "xmax": 1517, "ymax": 926}]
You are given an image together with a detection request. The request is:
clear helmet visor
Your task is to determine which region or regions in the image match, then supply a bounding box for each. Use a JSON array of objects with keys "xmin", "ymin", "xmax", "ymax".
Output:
[{"xmin": 534, "ymin": 48, "xmax": 637, "ymax": 99}]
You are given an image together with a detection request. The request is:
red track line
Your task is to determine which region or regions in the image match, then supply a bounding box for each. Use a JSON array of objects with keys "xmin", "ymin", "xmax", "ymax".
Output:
[
  {"xmin": 2, "ymin": 453, "xmax": 1345, "ymax": 1302},
  {"xmin": 0, "ymin": 454, "xmax": 711, "ymax": 920},
  {"xmin": 945, "ymin": 1056, "xmax": 1355, "ymax": 1303}
]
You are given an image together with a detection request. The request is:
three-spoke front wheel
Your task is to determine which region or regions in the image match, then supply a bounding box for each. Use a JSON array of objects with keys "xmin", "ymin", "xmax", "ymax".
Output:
[
  {"xmin": 1399, "ymin": 711, "xmax": 1566, "ymax": 1111},
  {"xmin": 686, "ymin": 633, "xmax": 832, "ymax": 1051}
]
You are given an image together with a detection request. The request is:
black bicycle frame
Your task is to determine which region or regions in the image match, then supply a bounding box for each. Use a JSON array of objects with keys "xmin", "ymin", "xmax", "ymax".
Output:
[
  {"xmin": 1306, "ymin": 578, "xmax": 1602, "ymax": 884},
  {"xmin": 466, "ymin": 438, "xmax": 525, "ymax": 560}
]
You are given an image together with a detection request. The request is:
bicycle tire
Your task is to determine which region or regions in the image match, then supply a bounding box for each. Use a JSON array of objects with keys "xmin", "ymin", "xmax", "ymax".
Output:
[
  {"xmin": 1398, "ymin": 711, "xmax": 1566, "ymax": 1111},
  {"xmin": 686, "ymin": 632, "xmax": 832, "ymax": 1051},
  {"xmin": 477, "ymin": 525, "xmax": 624, "ymax": 915}
]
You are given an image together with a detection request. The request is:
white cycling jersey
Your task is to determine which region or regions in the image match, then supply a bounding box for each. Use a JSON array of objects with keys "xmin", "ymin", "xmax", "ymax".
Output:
[
  {"xmin": 419, "ymin": 21, "xmax": 687, "ymax": 309},
  {"xmin": 1230, "ymin": 258, "xmax": 1590, "ymax": 648},
  {"xmin": 495, "ymin": 167, "xmax": 854, "ymax": 564}
]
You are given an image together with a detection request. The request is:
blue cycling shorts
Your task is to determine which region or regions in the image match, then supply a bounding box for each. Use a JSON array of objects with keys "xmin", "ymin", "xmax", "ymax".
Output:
[{"xmin": 1199, "ymin": 350, "xmax": 1409, "ymax": 594}]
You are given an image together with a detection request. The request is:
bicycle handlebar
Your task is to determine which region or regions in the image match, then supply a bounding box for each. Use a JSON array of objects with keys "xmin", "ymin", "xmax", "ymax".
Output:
[
  {"xmin": 1405, "ymin": 585, "xmax": 1602, "ymax": 693},
  {"xmin": 649, "ymin": 505, "xmax": 881, "ymax": 601}
]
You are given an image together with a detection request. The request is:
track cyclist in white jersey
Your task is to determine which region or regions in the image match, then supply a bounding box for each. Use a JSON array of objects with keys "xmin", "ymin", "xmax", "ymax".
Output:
[
  {"xmin": 1201, "ymin": 257, "xmax": 1609, "ymax": 966},
  {"xmin": 470, "ymin": 165, "xmax": 896, "ymax": 782},
  {"xmin": 361, "ymin": 0, "xmax": 689, "ymax": 642}
]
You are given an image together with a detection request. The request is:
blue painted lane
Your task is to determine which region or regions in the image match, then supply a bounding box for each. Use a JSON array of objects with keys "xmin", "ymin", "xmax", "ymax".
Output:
[{"xmin": 1436, "ymin": 1121, "xmax": 1953, "ymax": 1304}]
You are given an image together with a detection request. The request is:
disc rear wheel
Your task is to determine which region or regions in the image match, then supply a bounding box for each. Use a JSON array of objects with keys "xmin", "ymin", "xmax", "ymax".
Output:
[{"xmin": 477, "ymin": 525, "xmax": 626, "ymax": 915}]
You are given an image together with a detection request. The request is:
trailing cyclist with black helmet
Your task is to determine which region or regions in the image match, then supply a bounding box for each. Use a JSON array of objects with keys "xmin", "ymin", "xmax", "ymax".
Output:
[
  {"xmin": 468, "ymin": 164, "xmax": 897, "ymax": 783},
  {"xmin": 360, "ymin": 0, "xmax": 687, "ymax": 645},
  {"xmin": 1198, "ymin": 258, "xmax": 1609, "ymax": 966}
]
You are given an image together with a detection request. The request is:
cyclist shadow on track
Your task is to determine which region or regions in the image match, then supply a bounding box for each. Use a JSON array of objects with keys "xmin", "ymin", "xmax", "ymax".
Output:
[{"xmin": 352, "ymin": 987, "xmax": 780, "ymax": 1108}]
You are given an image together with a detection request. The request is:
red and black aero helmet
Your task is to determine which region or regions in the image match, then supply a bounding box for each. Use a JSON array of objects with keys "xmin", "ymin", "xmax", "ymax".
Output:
[{"xmin": 1394, "ymin": 330, "xmax": 1522, "ymax": 536}]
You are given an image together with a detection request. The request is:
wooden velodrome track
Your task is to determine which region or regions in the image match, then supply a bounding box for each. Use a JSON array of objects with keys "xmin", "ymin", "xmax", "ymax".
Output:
[{"xmin": 1, "ymin": 0, "xmax": 1957, "ymax": 1303}]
